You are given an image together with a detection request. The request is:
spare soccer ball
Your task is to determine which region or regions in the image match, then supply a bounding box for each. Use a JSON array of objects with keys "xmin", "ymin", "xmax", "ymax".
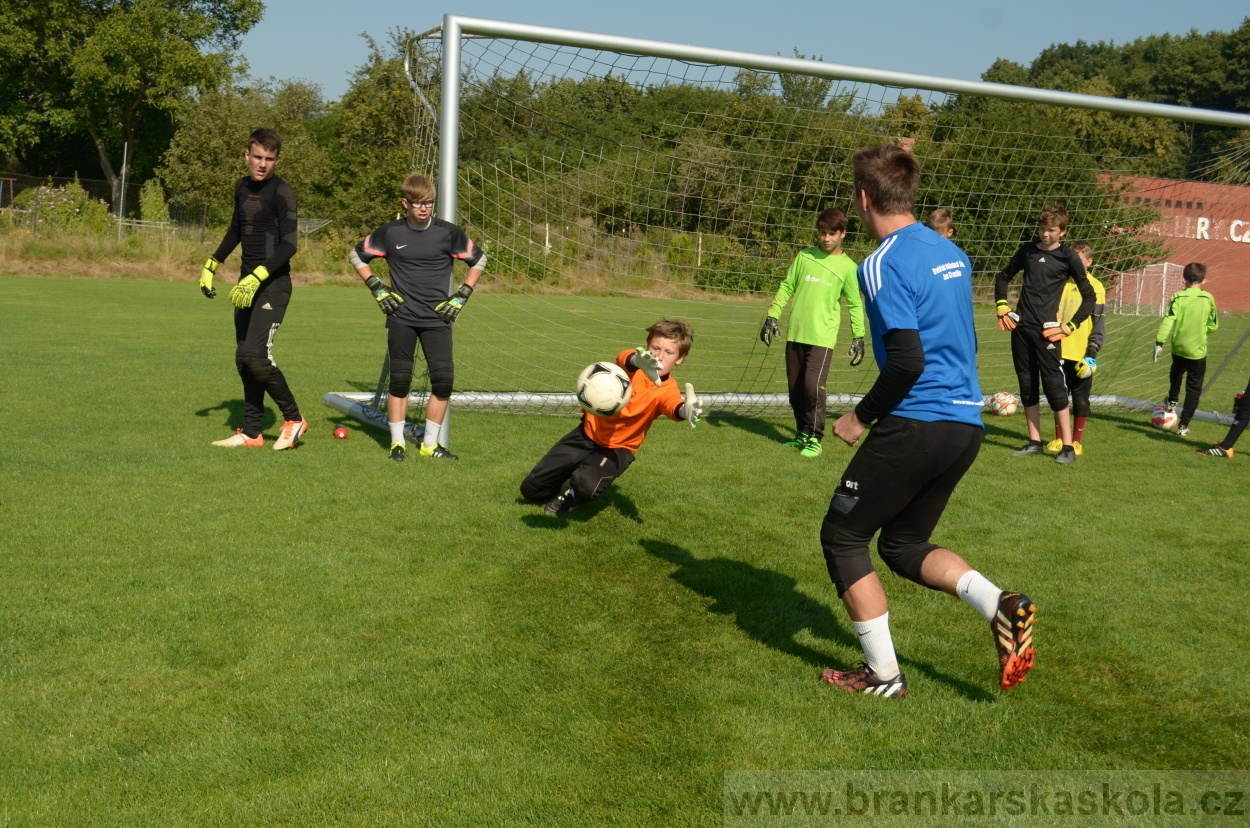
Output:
[
  {"xmin": 989, "ymin": 391, "xmax": 1018, "ymax": 417},
  {"xmin": 1151, "ymin": 405, "xmax": 1178, "ymax": 430},
  {"xmin": 576, "ymin": 361, "xmax": 632, "ymax": 417}
]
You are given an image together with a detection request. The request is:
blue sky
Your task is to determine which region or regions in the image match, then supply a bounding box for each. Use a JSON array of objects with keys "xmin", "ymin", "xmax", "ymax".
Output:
[{"xmin": 239, "ymin": 1, "xmax": 1248, "ymax": 103}]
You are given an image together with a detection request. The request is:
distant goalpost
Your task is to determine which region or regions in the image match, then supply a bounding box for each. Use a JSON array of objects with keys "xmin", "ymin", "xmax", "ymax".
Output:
[{"xmin": 325, "ymin": 15, "xmax": 1250, "ymax": 440}]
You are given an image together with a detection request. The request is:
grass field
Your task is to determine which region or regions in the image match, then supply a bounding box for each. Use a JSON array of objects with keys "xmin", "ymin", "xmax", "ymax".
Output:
[{"xmin": 1, "ymin": 274, "xmax": 1247, "ymax": 826}]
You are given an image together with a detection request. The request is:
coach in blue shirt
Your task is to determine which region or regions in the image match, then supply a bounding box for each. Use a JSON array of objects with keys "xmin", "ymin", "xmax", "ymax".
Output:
[{"xmin": 816, "ymin": 144, "xmax": 1036, "ymax": 700}]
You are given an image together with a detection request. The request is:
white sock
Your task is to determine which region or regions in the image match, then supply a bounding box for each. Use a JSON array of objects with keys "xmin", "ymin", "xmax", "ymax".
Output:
[
  {"xmin": 956, "ymin": 570, "xmax": 1002, "ymax": 623},
  {"xmin": 389, "ymin": 421, "xmax": 405, "ymax": 447},
  {"xmin": 852, "ymin": 613, "xmax": 899, "ymax": 680},
  {"xmin": 423, "ymin": 419, "xmax": 441, "ymax": 448}
]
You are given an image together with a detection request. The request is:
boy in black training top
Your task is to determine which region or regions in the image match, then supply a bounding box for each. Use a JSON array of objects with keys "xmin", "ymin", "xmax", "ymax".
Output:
[
  {"xmin": 994, "ymin": 203, "xmax": 1096, "ymax": 465},
  {"xmin": 348, "ymin": 173, "xmax": 485, "ymax": 461},
  {"xmin": 199, "ymin": 128, "xmax": 308, "ymax": 450}
]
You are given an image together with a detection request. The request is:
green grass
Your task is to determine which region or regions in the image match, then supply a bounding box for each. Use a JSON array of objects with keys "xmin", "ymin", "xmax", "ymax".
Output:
[{"xmin": 1, "ymin": 275, "xmax": 1247, "ymax": 826}]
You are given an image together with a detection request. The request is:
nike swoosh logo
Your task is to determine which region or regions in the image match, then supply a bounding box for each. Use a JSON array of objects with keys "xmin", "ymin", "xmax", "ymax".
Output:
[{"xmin": 396, "ymin": 244, "xmax": 408, "ymax": 249}]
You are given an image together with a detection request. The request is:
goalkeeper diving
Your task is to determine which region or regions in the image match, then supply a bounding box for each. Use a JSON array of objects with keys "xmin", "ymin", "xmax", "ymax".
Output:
[{"xmin": 521, "ymin": 319, "xmax": 701, "ymax": 516}]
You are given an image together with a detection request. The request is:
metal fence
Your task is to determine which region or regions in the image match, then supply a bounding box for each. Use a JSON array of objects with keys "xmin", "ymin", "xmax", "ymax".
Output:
[{"xmin": 1, "ymin": 172, "xmax": 210, "ymax": 238}]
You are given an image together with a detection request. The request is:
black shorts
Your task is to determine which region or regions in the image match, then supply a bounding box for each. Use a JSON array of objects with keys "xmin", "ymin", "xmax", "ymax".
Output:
[
  {"xmin": 386, "ymin": 320, "xmax": 454, "ymax": 398},
  {"xmin": 820, "ymin": 417, "xmax": 983, "ymax": 596}
]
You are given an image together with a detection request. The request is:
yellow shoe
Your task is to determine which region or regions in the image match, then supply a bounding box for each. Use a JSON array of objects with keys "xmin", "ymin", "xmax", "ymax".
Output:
[
  {"xmin": 274, "ymin": 417, "xmax": 309, "ymax": 450},
  {"xmin": 1044, "ymin": 438, "xmax": 1063, "ymax": 455},
  {"xmin": 1072, "ymin": 441, "xmax": 1083, "ymax": 456},
  {"xmin": 213, "ymin": 429, "xmax": 264, "ymax": 447}
]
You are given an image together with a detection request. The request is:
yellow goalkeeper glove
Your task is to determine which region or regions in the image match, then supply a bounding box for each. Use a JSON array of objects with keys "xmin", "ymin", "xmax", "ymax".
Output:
[
  {"xmin": 199, "ymin": 258, "xmax": 218, "ymax": 298},
  {"xmin": 229, "ymin": 265, "xmax": 270, "ymax": 309}
]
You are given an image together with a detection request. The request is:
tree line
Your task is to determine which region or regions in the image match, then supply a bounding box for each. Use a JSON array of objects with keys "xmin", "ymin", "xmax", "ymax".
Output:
[{"xmin": 3, "ymin": 7, "xmax": 1247, "ymax": 287}]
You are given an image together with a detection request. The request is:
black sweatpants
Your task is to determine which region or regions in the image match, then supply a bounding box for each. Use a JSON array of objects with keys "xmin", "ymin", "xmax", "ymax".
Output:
[
  {"xmin": 1168, "ymin": 354, "xmax": 1206, "ymax": 427},
  {"xmin": 820, "ymin": 417, "xmax": 983, "ymax": 597},
  {"xmin": 1011, "ymin": 326, "xmax": 1069, "ymax": 411},
  {"xmin": 520, "ymin": 424, "xmax": 635, "ymax": 505},
  {"xmin": 785, "ymin": 341, "xmax": 834, "ymax": 440},
  {"xmin": 234, "ymin": 281, "xmax": 300, "ymax": 438}
]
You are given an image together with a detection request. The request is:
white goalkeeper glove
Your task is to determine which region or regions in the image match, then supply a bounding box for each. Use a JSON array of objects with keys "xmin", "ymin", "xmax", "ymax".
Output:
[
  {"xmin": 679, "ymin": 383, "xmax": 702, "ymax": 428},
  {"xmin": 630, "ymin": 347, "xmax": 663, "ymax": 386}
]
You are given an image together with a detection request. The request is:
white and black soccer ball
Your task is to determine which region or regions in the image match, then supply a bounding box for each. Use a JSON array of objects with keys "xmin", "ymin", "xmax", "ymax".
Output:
[
  {"xmin": 576, "ymin": 361, "xmax": 632, "ymax": 417},
  {"xmin": 1151, "ymin": 405, "xmax": 1178, "ymax": 430},
  {"xmin": 989, "ymin": 391, "xmax": 1019, "ymax": 417}
]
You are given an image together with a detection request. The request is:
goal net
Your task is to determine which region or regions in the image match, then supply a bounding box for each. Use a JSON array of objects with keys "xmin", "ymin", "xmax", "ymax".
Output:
[{"xmin": 330, "ymin": 18, "xmax": 1250, "ymax": 427}]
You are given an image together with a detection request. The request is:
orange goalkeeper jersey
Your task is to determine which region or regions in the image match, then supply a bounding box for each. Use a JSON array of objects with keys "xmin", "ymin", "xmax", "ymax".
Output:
[{"xmin": 581, "ymin": 349, "xmax": 685, "ymax": 452}]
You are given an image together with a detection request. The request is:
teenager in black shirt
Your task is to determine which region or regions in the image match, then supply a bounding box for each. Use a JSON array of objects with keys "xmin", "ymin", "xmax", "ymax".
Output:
[
  {"xmin": 199, "ymin": 128, "xmax": 307, "ymax": 450},
  {"xmin": 349, "ymin": 174, "xmax": 485, "ymax": 461}
]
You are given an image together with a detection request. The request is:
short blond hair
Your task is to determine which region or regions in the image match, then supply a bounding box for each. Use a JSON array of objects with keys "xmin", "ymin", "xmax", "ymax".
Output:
[
  {"xmin": 926, "ymin": 208, "xmax": 953, "ymax": 234},
  {"xmin": 1070, "ymin": 240, "xmax": 1093, "ymax": 259},
  {"xmin": 402, "ymin": 174, "xmax": 436, "ymax": 202}
]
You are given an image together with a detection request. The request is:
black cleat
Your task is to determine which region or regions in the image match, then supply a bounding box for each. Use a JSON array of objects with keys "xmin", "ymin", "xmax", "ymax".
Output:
[
  {"xmin": 1011, "ymin": 441, "xmax": 1045, "ymax": 456},
  {"xmin": 1054, "ymin": 446, "xmax": 1077, "ymax": 464},
  {"xmin": 543, "ymin": 488, "xmax": 577, "ymax": 516},
  {"xmin": 389, "ymin": 443, "xmax": 406, "ymax": 462}
]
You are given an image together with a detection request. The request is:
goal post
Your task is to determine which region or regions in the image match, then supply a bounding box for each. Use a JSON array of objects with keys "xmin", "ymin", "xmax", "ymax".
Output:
[{"xmin": 326, "ymin": 16, "xmax": 1250, "ymax": 439}]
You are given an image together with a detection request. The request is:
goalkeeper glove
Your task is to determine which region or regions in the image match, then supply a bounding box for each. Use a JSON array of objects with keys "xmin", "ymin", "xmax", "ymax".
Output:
[
  {"xmin": 1075, "ymin": 356, "xmax": 1097, "ymax": 379},
  {"xmin": 434, "ymin": 283, "xmax": 473, "ymax": 323},
  {"xmin": 848, "ymin": 337, "xmax": 865, "ymax": 367},
  {"xmin": 1153, "ymin": 343, "xmax": 1163, "ymax": 363},
  {"xmin": 1042, "ymin": 321, "xmax": 1076, "ymax": 343},
  {"xmin": 199, "ymin": 258, "xmax": 218, "ymax": 299},
  {"xmin": 629, "ymin": 347, "xmax": 663, "ymax": 386},
  {"xmin": 229, "ymin": 265, "xmax": 269, "ymax": 309},
  {"xmin": 759, "ymin": 316, "xmax": 780, "ymax": 346},
  {"xmin": 365, "ymin": 276, "xmax": 404, "ymax": 315},
  {"xmin": 995, "ymin": 300, "xmax": 1019, "ymax": 332},
  {"xmin": 679, "ymin": 383, "xmax": 702, "ymax": 428}
]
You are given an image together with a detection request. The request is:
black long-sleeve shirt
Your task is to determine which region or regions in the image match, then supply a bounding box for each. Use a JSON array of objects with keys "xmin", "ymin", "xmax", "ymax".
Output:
[
  {"xmin": 212, "ymin": 175, "xmax": 298, "ymax": 280},
  {"xmin": 994, "ymin": 242, "xmax": 1095, "ymax": 328}
]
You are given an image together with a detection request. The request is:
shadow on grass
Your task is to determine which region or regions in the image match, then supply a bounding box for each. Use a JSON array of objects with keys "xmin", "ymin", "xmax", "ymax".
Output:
[
  {"xmin": 706, "ymin": 414, "xmax": 794, "ymax": 445},
  {"xmin": 518, "ymin": 488, "xmax": 643, "ymax": 528},
  {"xmin": 640, "ymin": 539, "xmax": 995, "ymax": 703},
  {"xmin": 194, "ymin": 399, "xmax": 275, "ymax": 433},
  {"xmin": 980, "ymin": 418, "xmax": 1026, "ymax": 450}
]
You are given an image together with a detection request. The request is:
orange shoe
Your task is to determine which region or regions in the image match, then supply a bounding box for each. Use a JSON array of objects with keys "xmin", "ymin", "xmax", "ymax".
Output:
[
  {"xmin": 274, "ymin": 417, "xmax": 309, "ymax": 451},
  {"xmin": 992, "ymin": 592, "xmax": 1036, "ymax": 690},
  {"xmin": 213, "ymin": 429, "xmax": 264, "ymax": 447}
]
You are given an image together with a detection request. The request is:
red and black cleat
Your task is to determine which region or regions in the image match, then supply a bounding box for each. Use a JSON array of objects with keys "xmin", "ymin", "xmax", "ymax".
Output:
[
  {"xmin": 993, "ymin": 591, "xmax": 1037, "ymax": 690},
  {"xmin": 820, "ymin": 664, "xmax": 908, "ymax": 699}
]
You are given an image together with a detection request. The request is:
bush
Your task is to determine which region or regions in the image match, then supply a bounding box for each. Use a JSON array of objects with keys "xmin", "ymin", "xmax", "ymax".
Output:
[
  {"xmin": 139, "ymin": 180, "xmax": 170, "ymax": 224},
  {"xmin": 13, "ymin": 178, "xmax": 113, "ymax": 233}
]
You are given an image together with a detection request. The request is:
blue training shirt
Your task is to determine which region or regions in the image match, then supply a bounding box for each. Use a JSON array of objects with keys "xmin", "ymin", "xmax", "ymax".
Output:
[{"xmin": 858, "ymin": 222, "xmax": 983, "ymax": 427}]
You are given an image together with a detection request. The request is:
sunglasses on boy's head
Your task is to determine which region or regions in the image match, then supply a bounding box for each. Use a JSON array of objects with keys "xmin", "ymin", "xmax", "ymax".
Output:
[{"xmin": 404, "ymin": 198, "xmax": 435, "ymax": 207}]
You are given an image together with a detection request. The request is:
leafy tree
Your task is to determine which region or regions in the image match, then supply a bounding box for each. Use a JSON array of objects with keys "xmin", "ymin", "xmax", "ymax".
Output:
[
  {"xmin": 0, "ymin": 0, "xmax": 261, "ymax": 200},
  {"xmin": 159, "ymin": 79, "xmax": 332, "ymax": 224}
]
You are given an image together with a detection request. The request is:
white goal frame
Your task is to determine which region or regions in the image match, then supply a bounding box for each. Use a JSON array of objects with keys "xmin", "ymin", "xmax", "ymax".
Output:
[{"xmin": 324, "ymin": 16, "xmax": 1250, "ymax": 442}]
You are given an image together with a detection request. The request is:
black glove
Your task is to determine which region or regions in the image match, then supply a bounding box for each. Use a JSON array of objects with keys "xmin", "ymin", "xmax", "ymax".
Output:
[
  {"xmin": 435, "ymin": 283, "xmax": 473, "ymax": 323},
  {"xmin": 760, "ymin": 317, "xmax": 780, "ymax": 346},
  {"xmin": 365, "ymin": 276, "xmax": 404, "ymax": 315},
  {"xmin": 848, "ymin": 337, "xmax": 865, "ymax": 366}
]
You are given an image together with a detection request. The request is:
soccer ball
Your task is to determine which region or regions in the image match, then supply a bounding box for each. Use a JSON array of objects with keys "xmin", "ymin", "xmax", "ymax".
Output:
[
  {"xmin": 1151, "ymin": 405, "xmax": 1178, "ymax": 430},
  {"xmin": 989, "ymin": 391, "xmax": 1018, "ymax": 417},
  {"xmin": 576, "ymin": 361, "xmax": 632, "ymax": 417}
]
